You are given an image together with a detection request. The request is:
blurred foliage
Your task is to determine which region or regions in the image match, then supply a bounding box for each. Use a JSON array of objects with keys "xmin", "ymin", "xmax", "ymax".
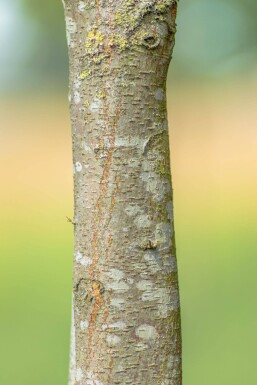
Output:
[
  {"xmin": 0, "ymin": 0, "xmax": 255, "ymax": 89},
  {"xmin": 18, "ymin": 0, "xmax": 257, "ymax": 86},
  {"xmin": 173, "ymin": 0, "xmax": 257, "ymax": 78},
  {"xmin": 20, "ymin": 0, "xmax": 68, "ymax": 87},
  {"xmin": 23, "ymin": 0, "xmax": 63, "ymax": 22}
]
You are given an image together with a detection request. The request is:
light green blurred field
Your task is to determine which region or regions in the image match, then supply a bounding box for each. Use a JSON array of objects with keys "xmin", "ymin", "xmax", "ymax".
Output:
[{"xmin": 1, "ymin": 78, "xmax": 257, "ymax": 385}]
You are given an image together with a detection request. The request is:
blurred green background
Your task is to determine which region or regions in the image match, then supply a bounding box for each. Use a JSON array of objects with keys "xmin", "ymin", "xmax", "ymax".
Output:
[{"xmin": 0, "ymin": 1, "xmax": 256, "ymax": 384}]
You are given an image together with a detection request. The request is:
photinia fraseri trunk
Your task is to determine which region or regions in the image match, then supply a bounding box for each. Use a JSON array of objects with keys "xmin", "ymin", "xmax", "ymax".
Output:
[{"xmin": 63, "ymin": 1, "xmax": 182, "ymax": 384}]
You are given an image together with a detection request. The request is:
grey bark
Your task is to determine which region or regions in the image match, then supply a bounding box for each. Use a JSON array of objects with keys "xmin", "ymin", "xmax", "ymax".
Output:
[{"xmin": 63, "ymin": 1, "xmax": 181, "ymax": 385}]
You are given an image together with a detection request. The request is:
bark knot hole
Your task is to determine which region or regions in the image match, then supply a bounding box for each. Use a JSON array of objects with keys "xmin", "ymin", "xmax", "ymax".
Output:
[{"xmin": 142, "ymin": 34, "xmax": 160, "ymax": 49}]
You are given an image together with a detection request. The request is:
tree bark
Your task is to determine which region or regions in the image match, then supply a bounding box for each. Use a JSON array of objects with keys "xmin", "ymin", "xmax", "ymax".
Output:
[{"xmin": 63, "ymin": 1, "xmax": 181, "ymax": 384}]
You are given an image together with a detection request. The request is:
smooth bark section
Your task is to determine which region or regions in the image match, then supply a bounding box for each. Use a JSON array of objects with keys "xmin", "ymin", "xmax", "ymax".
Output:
[{"xmin": 63, "ymin": 1, "xmax": 181, "ymax": 385}]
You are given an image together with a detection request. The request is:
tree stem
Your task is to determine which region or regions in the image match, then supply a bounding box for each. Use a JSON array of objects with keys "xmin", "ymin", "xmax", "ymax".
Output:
[{"xmin": 63, "ymin": 1, "xmax": 182, "ymax": 384}]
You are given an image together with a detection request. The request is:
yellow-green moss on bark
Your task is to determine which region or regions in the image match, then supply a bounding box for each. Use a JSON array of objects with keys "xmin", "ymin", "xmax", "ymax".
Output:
[{"xmin": 79, "ymin": 0, "xmax": 177, "ymax": 79}]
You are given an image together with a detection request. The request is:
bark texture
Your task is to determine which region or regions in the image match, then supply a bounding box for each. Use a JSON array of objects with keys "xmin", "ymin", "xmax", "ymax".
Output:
[{"xmin": 63, "ymin": 1, "xmax": 181, "ymax": 385}]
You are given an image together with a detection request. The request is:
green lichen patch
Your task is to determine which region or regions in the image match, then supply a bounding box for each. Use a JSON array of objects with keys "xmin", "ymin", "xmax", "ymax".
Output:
[
  {"xmin": 96, "ymin": 91, "xmax": 106, "ymax": 99},
  {"xmin": 79, "ymin": 0, "xmax": 177, "ymax": 79},
  {"xmin": 110, "ymin": 0, "xmax": 176, "ymax": 52},
  {"xmin": 79, "ymin": 68, "xmax": 92, "ymax": 80},
  {"xmin": 85, "ymin": 29, "xmax": 109, "ymax": 63},
  {"xmin": 114, "ymin": 0, "xmax": 176, "ymax": 33}
]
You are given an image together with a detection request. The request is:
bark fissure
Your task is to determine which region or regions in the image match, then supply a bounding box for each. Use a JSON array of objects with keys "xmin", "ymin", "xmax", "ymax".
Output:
[{"xmin": 63, "ymin": 1, "xmax": 181, "ymax": 384}]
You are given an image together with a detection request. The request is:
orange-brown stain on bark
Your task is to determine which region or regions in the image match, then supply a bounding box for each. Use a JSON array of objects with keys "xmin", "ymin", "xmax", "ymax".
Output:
[
  {"xmin": 87, "ymin": 281, "xmax": 104, "ymax": 356},
  {"xmin": 90, "ymin": 104, "xmax": 122, "ymax": 277}
]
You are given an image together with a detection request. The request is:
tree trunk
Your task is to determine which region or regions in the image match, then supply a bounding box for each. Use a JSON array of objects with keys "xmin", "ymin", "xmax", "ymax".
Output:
[{"xmin": 63, "ymin": 1, "xmax": 181, "ymax": 384}]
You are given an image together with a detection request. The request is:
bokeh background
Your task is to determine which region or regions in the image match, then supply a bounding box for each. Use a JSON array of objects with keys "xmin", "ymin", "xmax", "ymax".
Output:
[{"xmin": 1, "ymin": 1, "xmax": 257, "ymax": 384}]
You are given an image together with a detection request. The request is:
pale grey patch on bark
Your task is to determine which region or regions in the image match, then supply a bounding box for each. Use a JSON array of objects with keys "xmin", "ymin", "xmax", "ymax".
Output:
[
  {"xmin": 135, "ymin": 324, "xmax": 158, "ymax": 340},
  {"xmin": 74, "ymin": 162, "xmax": 82, "ymax": 173},
  {"xmin": 155, "ymin": 88, "xmax": 165, "ymax": 101},
  {"xmin": 74, "ymin": 91, "xmax": 81, "ymax": 105},
  {"xmin": 124, "ymin": 204, "xmax": 143, "ymax": 217},
  {"xmin": 106, "ymin": 334, "xmax": 121, "ymax": 347},
  {"xmin": 110, "ymin": 297, "xmax": 126, "ymax": 308},
  {"xmin": 78, "ymin": 1, "xmax": 85, "ymax": 12},
  {"xmin": 134, "ymin": 214, "xmax": 152, "ymax": 228},
  {"xmin": 75, "ymin": 251, "xmax": 92, "ymax": 267},
  {"xmin": 65, "ymin": 16, "xmax": 76, "ymax": 47},
  {"xmin": 143, "ymin": 250, "xmax": 163, "ymax": 273},
  {"xmin": 80, "ymin": 320, "xmax": 89, "ymax": 331},
  {"xmin": 155, "ymin": 222, "xmax": 173, "ymax": 249},
  {"xmin": 108, "ymin": 321, "xmax": 127, "ymax": 330},
  {"xmin": 76, "ymin": 368, "xmax": 83, "ymax": 382}
]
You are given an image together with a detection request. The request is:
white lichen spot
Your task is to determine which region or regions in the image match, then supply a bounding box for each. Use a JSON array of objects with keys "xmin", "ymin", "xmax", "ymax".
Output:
[
  {"xmin": 107, "ymin": 269, "xmax": 124, "ymax": 281},
  {"xmin": 166, "ymin": 200, "xmax": 174, "ymax": 222},
  {"xmin": 107, "ymin": 281, "xmax": 129, "ymax": 293},
  {"xmin": 141, "ymin": 287, "xmax": 174, "ymax": 318},
  {"xmin": 90, "ymin": 98, "xmax": 102, "ymax": 112},
  {"xmin": 155, "ymin": 222, "xmax": 173, "ymax": 249},
  {"xmin": 86, "ymin": 372, "xmax": 104, "ymax": 385},
  {"xmin": 136, "ymin": 280, "xmax": 153, "ymax": 291},
  {"xmin": 144, "ymin": 251, "xmax": 162, "ymax": 273},
  {"xmin": 80, "ymin": 320, "xmax": 89, "ymax": 330},
  {"xmin": 106, "ymin": 269, "xmax": 129, "ymax": 293},
  {"xmin": 114, "ymin": 136, "xmax": 144, "ymax": 149},
  {"xmin": 141, "ymin": 160, "xmax": 167, "ymax": 201},
  {"xmin": 126, "ymin": 277, "xmax": 134, "ymax": 285},
  {"xmin": 110, "ymin": 298, "xmax": 125, "ymax": 308},
  {"xmin": 91, "ymin": 379, "xmax": 104, "ymax": 385},
  {"xmin": 109, "ymin": 322, "xmax": 127, "ymax": 330},
  {"xmin": 163, "ymin": 254, "xmax": 177, "ymax": 274},
  {"xmin": 134, "ymin": 214, "xmax": 152, "ymax": 229},
  {"xmin": 128, "ymin": 157, "xmax": 140, "ymax": 169},
  {"xmin": 75, "ymin": 162, "xmax": 82, "ymax": 173},
  {"xmin": 74, "ymin": 79, "xmax": 81, "ymax": 90},
  {"xmin": 75, "ymin": 251, "xmax": 92, "ymax": 267},
  {"xmin": 66, "ymin": 17, "xmax": 77, "ymax": 34},
  {"xmin": 161, "ymin": 380, "xmax": 170, "ymax": 385},
  {"xmin": 106, "ymin": 334, "xmax": 121, "ymax": 347},
  {"xmin": 84, "ymin": 143, "xmax": 93, "ymax": 154},
  {"xmin": 136, "ymin": 325, "xmax": 158, "ymax": 340},
  {"xmin": 65, "ymin": 17, "xmax": 77, "ymax": 47},
  {"xmin": 166, "ymin": 354, "xmax": 175, "ymax": 369},
  {"xmin": 135, "ymin": 342, "xmax": 149, "ymax": 351},
  {"xmin": 74, "ymin": 91, "xmax": 81, "ymax": 105},
  {"xmin": 155, "ymin": 88, "xmax": 165, "ymax": 101},
  {"xmin": 76, "ymin": 368, "xmax": 83, "ymax": 382},
  {"xmin": 78, "ymin": 1, "xmax": 86, "ymax": 12},
  {"xmin": 117, "ymin": 364, "xmax": 124, "ymax": 372},
  {"xmin": 124, "ymin": 204, "xmax": 143, "ymax": 217}
]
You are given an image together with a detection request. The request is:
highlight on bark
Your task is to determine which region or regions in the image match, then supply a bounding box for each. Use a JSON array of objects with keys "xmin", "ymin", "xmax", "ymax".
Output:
[{"xmin": 63, "ymin": 1, "xmax": 182, "ymax": 384}]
